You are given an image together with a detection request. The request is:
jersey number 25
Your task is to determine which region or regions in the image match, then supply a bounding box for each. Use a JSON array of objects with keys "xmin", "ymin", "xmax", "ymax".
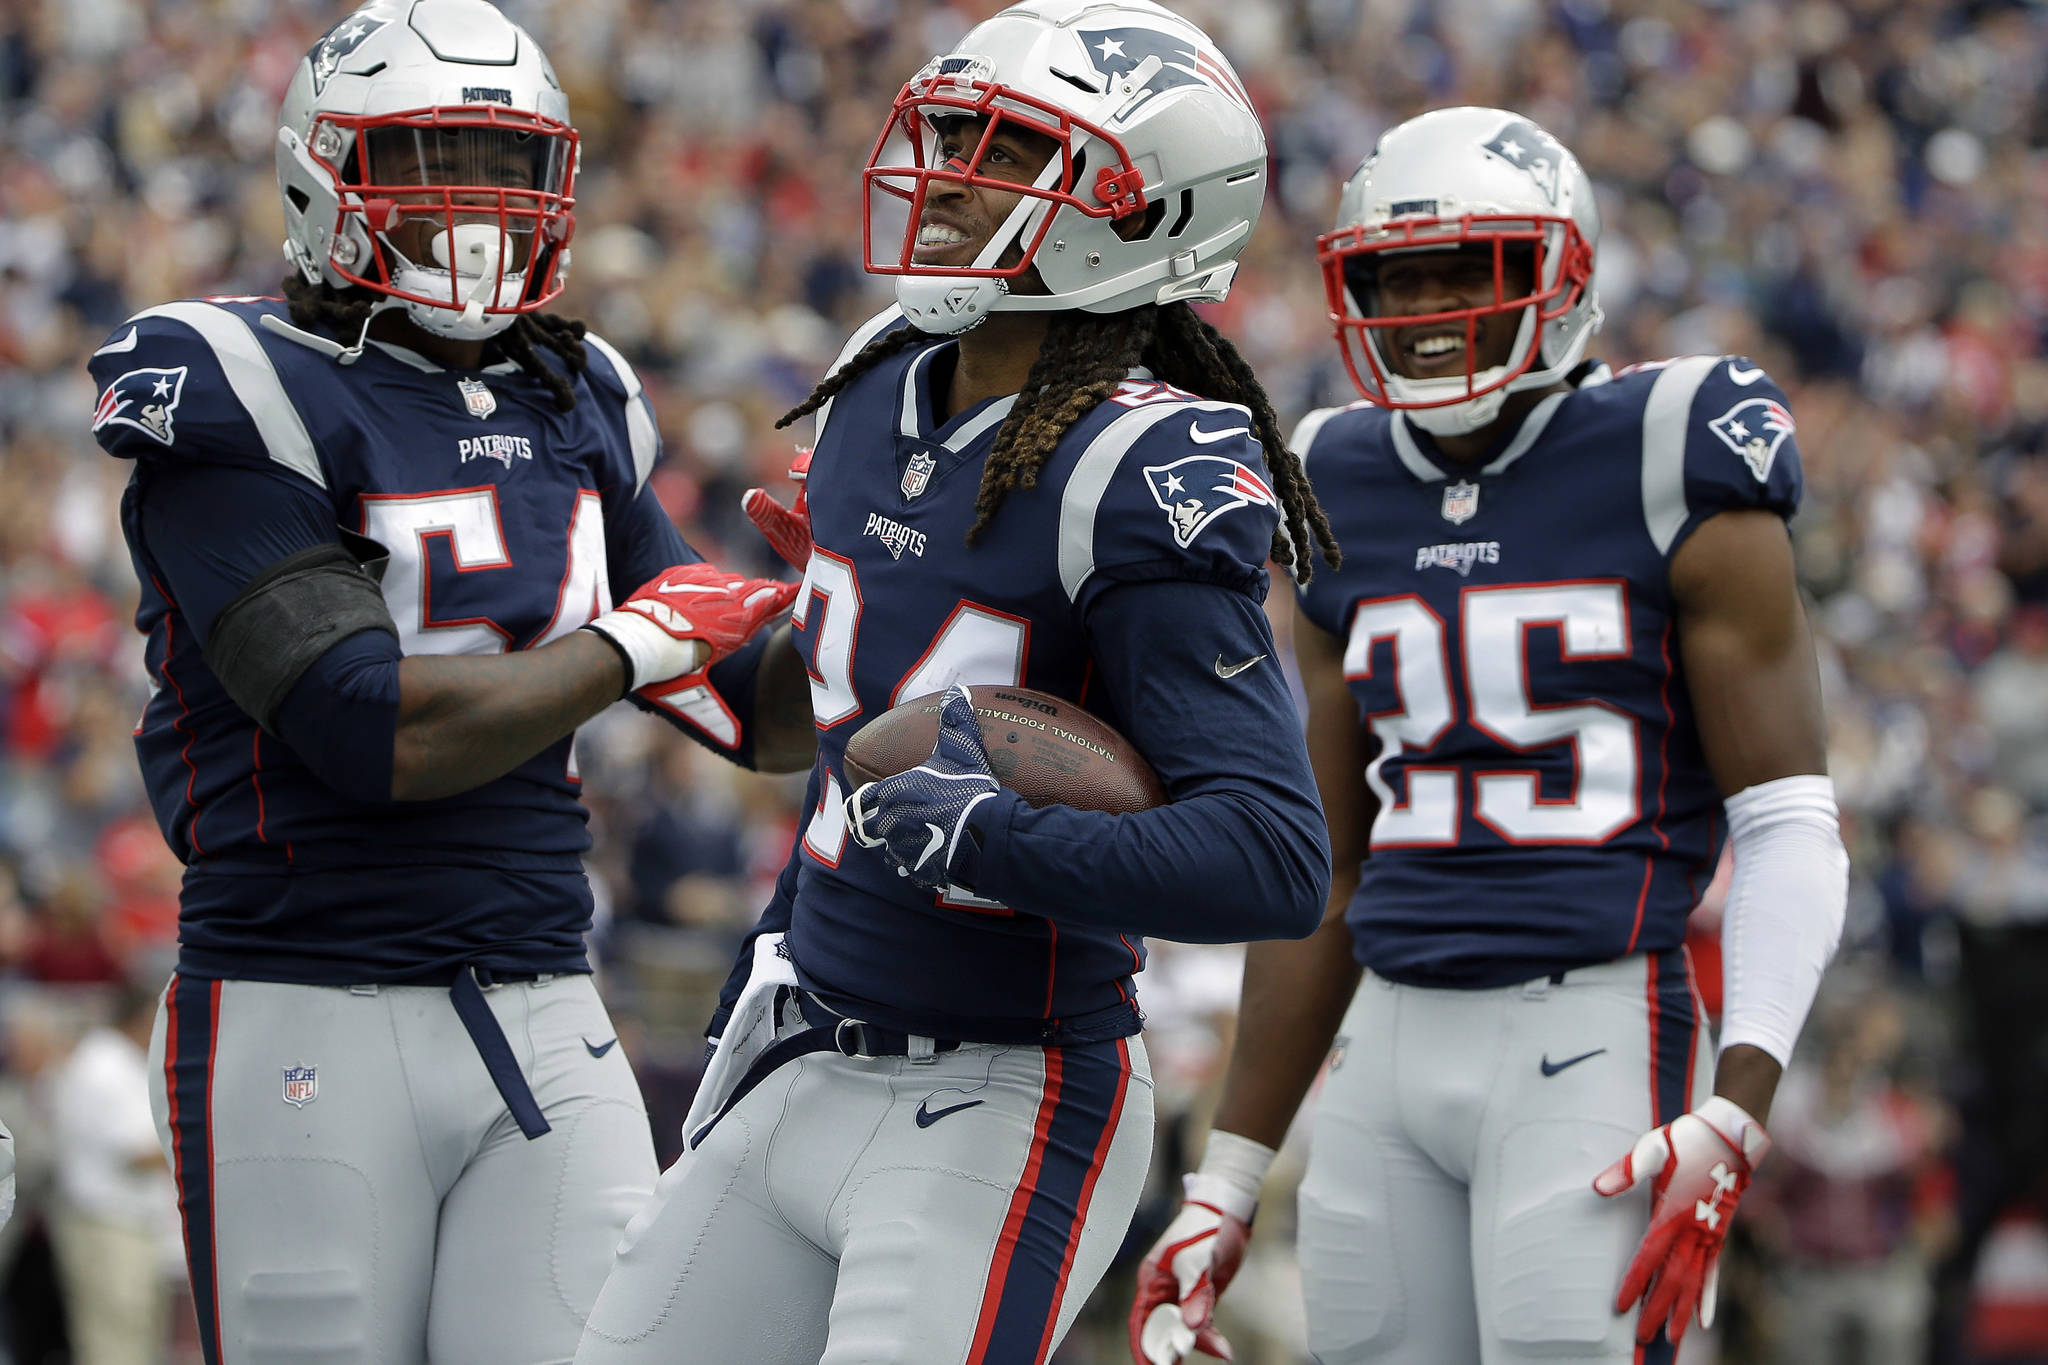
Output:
[{"xmin": 1348, "ymin": 582, "xmax": 1638, "ymax": 847}]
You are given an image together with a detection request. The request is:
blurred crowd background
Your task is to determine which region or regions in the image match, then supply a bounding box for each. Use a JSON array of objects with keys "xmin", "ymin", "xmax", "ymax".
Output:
[{"xmin": 1, "ymin": 0, "xmax": 2046, "ymax": 1361}]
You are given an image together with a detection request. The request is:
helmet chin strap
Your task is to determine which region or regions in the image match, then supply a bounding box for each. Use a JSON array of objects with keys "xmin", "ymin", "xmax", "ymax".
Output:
[{"xmin": 401, "ymin": 222, "xmax": 520, "ymax": 341}]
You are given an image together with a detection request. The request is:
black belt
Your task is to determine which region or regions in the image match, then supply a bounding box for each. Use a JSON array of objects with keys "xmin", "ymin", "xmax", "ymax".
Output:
[{"xmin": 688, "ymin": 991, "xmax": 963, "ymax": 1150}]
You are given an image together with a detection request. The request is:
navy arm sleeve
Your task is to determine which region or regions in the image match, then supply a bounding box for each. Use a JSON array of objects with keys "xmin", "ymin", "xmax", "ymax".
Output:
[
  {"xmin": 137, "ymin": 461, "xmax": 401, "ymax": 803},
  {"xmin": 963, "ymin": 578, "xmax": 1329, "ymax": 942},
  {"xmin": 606, "ymin": 480, "xmax": 776, "ymax": 769}
]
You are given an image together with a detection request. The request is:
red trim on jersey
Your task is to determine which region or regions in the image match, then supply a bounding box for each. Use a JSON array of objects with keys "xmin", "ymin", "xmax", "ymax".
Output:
[
  {"xmin": 251, "ymin": 728, "xmax": 268, "ymax": 844},
  {"xmin": 153, "ymin": 596, "xmax": 207, "ymax": 858},
  {"xmin": 1681, "ymin": 946, "xmax": 1702, "ymax": 1104},
  {"xmin": 1042, "ymin": 920, "xmax": 1059, "ymax": 1018},
  {"xmin": 1651, "ymin": 620, "xmax": 1677, "ymax": 853},
  {"xmin": 204, "ymin": 981, "xmax": 223, "ymax": 1358},
  {"xmin": 968, "ymin": 1049, "xmax": 1067, "ymax": 1363},
  {"xmin": 1625, "ymin": 857, "xmax": 1653, "ymax": 955},
  {"xmin": 1643, "ymin": 955, "xmax": 1660, "ymax": 1128},
  {"xmin": 1032, "ymin": 1038, "xmax": 1133, "ymax": 1363}
]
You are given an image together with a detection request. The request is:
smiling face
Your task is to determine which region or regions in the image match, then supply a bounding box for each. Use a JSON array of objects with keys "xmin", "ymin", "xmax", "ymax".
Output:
[
  {"xmin": 911, "ymin": 114, "xmax": 1060, "ymax": 270},
  {"xmin": 363, "ymin": 123, "xmax": 552, "ymax": 274},
  {"xmin": 1350, "ymin": 244, "xmax": 1536, "ymax": 382}
]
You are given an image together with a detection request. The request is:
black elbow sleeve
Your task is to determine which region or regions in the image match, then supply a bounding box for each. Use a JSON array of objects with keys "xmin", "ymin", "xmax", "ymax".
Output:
[{"xmin": 203, "ymin": 543, "xmax": 399, "ymax": 733}]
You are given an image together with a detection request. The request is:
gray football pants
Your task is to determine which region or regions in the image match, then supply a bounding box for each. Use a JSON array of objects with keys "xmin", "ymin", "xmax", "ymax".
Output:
[
  {"xmin": 1298, "ymin": 950, "xmax": 1709, "ymax": 1365},
  {"xmin": 575, "ymin": 1032, "xmax": 1153, "ymax": 1365},
  {"xmin": 147, "ymin": 973, "xmax": 657, "ymax": 1365}
]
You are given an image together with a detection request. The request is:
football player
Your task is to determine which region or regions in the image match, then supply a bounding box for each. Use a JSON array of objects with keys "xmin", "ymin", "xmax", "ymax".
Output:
[
  {"xmin": 86, "ymin": 4, "xmax": 807, "ymax": 1363},
  {"xmin": 1129, "ymin": 107, "xmax": 1849, "ymax": 1364},
  {"xmin": 574, "ymin": 3, "xmax": 1342, "ymax": 1362}
]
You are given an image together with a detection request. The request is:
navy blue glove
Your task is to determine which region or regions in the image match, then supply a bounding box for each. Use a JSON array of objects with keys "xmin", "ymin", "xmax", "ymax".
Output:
[{"xmin": 846, "ymin": 686, "xmax": 1002, "ymax": 892}]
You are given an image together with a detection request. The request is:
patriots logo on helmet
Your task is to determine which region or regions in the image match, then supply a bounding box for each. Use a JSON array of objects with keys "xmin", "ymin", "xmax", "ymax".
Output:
[
  {"xmin": 1707, "ymin": 397, "xmax": 1797, "ymax": 482},
  {"xmin": 1143, "ymin": 453, "xmax": 1275, "ymax": 548},
  {"xmin": 1077, "ymin": 27, "xmax": 1253, "ymax": 116},
  {"xmin": 1483, "ymin": 119, "xmax": 1567, "ymax": 205},
  {"xmin": 92, "ymin": 366, "xmax": 188, "ymax": 447},
  {"xmin": 308, "ymin": 12, "xmax": 388, "ymax": 94}
]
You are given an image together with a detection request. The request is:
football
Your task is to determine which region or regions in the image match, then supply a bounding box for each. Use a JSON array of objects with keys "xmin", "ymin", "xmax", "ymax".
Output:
[{"xmin": 842, "ymin": 686, "xmax": 1166, "ymax": 815}]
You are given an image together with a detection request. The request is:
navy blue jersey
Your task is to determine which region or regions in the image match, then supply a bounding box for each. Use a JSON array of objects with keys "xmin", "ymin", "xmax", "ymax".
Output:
[
  {"xmin": 744, "ymin": 310, "xmax": 1328, "ymax": 1044},
  {"xmin": 90, "ymin": 297, "xmax": 760, "ymax": 983},
  {"xmin": 1293, "ymin": 356, "xmax": 1803, "ymax": 988}
]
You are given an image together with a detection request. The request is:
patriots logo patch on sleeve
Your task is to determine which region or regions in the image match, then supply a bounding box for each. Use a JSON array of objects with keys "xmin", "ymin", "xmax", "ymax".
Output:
[
  {"xmin": 1707, "ymin": 396, "xmax": 1796, "ymax": 482},
  {"xmin": 1144, "ymin": 454, "xmax": 1275, "ymax": 548},
  {"xmin": 92, "ymin": 366, "xmax": 188, "ymax": 446}
]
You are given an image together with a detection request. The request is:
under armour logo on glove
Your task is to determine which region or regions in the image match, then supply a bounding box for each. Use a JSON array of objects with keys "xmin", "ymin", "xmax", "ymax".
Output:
[
  {"xmin": 846, "ymin": 685, "xmax": 1003, "ymax": 893},
  {"xmin": 1593, "ymin": 1094, "xmax": 1770, "ymax": 1347}
]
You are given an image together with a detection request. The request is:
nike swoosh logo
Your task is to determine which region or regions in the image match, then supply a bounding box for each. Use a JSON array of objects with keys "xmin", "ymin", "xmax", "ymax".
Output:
[
  {"xmin": 93, "ymin": 328, "xmax": 138, "ymax": 357},
  {"xmin": 1214, "ymin": 653, "xmax": 1266, "ymax": 679},
  {"xmin": 656, "ymin": 580, "xmax": 724, "ymax": 595},
  {"xmin": 1726, "ymin": 361, "xmax": 1765, "ymax": 386},
  {"xmin": 916, "ymin": 822, "xmax": 948, "ymax": 869},
  {"xmin": 1188, "ymin": 420, "xmax": 1251, "ymax": 444},
  {"xmin": 583, "ymin": 1037, "xmax": 619, "ymax": 1058},
  {"xmin": 914, "ymin": 1098, "xmax": 985, "ymax": 1128},
  {"xmin": 1539, "ymin": 1048, "xmax": 1606, "ymax": 1076}
]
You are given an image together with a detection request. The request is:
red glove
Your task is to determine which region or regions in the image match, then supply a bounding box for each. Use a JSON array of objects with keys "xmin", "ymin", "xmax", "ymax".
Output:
[
  {"xmin": 1128, "ymin": 1131, "xmax": 1272, "ymax": 1364},
  {"xmin": 1129, "ymin": 1199, "xmax": 1249, "ymax": 1363},
  {"xmin": 582, "ymin": 563, "xmax": 798, "ymax": 693},
  {"xmin": 741, "ymin": 446, "xmax": 813, "ymax": 570},
  {"xmin": 1593, "ymin": 1094, "xmax": 1771, "ymax": 1347}
]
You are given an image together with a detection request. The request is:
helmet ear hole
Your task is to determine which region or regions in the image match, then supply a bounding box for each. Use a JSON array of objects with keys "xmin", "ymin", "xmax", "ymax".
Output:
[
  {"xmin": 286, "ymin": 186, "xmax": 311, "ymax": 214},
  {"xmin": 1112, "ymin": 197, "xmax": 1167, "ymax": 243}
]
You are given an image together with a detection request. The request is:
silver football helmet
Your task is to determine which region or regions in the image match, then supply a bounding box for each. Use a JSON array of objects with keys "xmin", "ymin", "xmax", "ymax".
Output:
[
  {"xmin": 866, "ymin": 0, "xmax": 1267, "ymax": 335},
  {"xmin": 1319, "ymin": 106, "xmax": 1603, "ymax": 435},
  {"xmin": 276, "ymin": 0, "xmax": 577, "ymax": 342}
]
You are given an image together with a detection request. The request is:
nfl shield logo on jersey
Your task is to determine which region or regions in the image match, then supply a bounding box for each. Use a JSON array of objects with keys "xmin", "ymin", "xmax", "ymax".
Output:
[
  {"xmin": 457, "ymin": 378, "xmax": 497, "ymax": 420},
  {"xmin": 282, "ymin": 1065, "xmax": 318, "ymax": 1108},
  {"xmin": 901, "ymin": 450, "xmax": 937, "ymax": 500},
  {"xmin": 1441, "ymin": 479, "xmax": 1480, "ymax": 525}
]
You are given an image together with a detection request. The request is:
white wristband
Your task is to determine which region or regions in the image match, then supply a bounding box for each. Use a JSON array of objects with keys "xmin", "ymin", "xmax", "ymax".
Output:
[
  {"xmin": 1183, "ymin": 1130, "xmax": 1275, "ymax": 1224},
  {"xmin": 583, "ymin": 611, "xmax": 708, "ymax": 692}
]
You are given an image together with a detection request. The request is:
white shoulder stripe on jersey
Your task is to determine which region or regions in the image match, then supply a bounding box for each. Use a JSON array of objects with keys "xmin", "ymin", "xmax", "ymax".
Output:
[
  {"xmin": 1288, "ymin": 405, "xmax": 1350, "ymax": 479},
  {"xmin": 899, "ymin": 345, "xmax": 937, "ymax": 436},
  {"xmin": 127, "ymin": 302, "xmax": 325, "ymax": 490},
  {"xmin": 1641, "ymin": 354, "xmax": 1722, "ymax": 556},
  {"xmin": 581, "ymin": 332, "xmax": 660, "ymax": 494},
  {"xmin": 1480, "ymin": 388, "xmax": 1571, "ymax": 476},
  {"xmin": 1387, "ymin": 413, "xmax": 1446, "ymax": 482},
  {"xmin": 815, "ymin": 305, "xmax": 906, "ymax": 446},
  {"xmin": 1057, "ymin": 398, "xmax": 1246, "ymax": 602},
  {"xmin": 944, "ymin": 394, "xmax": 1017, "ymax": 452}
]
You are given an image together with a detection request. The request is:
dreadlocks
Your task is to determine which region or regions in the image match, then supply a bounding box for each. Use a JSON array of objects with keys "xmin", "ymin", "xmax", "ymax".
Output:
[
  {"xmin": 777, "ymin": 303, "xmax": 1341, "ymax": 581},
  {"xmin": 280, "ymin": 275, "xmax": 591, "ymax": 412}
]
